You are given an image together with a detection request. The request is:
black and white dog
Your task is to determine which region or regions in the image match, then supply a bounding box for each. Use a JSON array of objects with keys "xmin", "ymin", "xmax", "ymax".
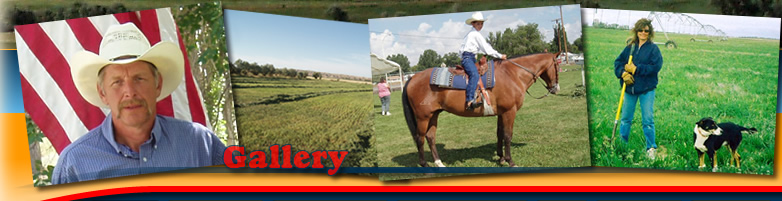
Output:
[{"xmin": 693, "ymin": 117, "xmax": 757, "ymax": 171}]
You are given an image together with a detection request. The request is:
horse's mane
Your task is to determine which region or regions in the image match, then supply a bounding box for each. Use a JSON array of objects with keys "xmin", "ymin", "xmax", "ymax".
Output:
[
  {"xmin": 495, "ymin": 52, "xmax": 554, "ymax": 65},
  {"xmin": 507, "ymin": 52, "xmax": 550, "ymax": 60}
]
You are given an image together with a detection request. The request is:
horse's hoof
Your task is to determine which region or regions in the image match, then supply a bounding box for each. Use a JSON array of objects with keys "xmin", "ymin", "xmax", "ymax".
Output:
[
  {"xmin": 434, "ymin": 160, "xmax": 446, "ymax": 167},
  {"xmin": 499, "ymin": 159, "xmax": 508, "ymax": 166},
  {"xmin": 511, "ymin": 164, "xmax": 519, "ymax": 167}
]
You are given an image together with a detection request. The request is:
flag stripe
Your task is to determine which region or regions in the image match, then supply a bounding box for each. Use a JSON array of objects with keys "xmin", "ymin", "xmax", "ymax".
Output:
[
  {"xmin": 15, "ymin": 24, "xmax": 106, "ymax": 130},
  {"xmin": 140, "ymin": 10, "xmax": 162, "ymax": 44},
  {"xmin": 157, "ymin": 8, "xmax": 194, "ymax": 123},
  {"xmin": 87, "ymin": 15, "xmax": 120, "ymax": 36},
  {"xmin": 66, "ymin": 18, "xmax": 102, "ymax": 54},
  {"xmin": 15, "ymin": 29, "xmax": 90, "ymax": 144},
  {"xmin": 20, "ymin": 76, "xmax": 71, "ymax": 153},
  {"xmin": 114, "ymin": 11, "xmax": 141, "ymax": 28},
  {"xmin": 178, "ymin": 26, "xmax": 208, "ymax": 127},
  {"xmin": 17, "ymin": 9, "xmax": 210, "ymax": 154},
  {"xmin": 139, "ymin": 10, "xmax": 176, "ymax": 118},
  {"xmin": 38, "ymin": 20, "xmax": 108, "ymax": 131}
]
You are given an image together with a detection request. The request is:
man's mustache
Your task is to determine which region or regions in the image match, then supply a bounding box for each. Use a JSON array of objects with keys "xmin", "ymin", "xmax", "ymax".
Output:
[{"xmin": 119, "ymin": 99, "xmax": 147, "ymax": 108}]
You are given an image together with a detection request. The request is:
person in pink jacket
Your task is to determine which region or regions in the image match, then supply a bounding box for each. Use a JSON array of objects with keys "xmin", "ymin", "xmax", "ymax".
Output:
[{"xmin": 377, "ymin": 77, "xmax": 392, "ymax": 116}]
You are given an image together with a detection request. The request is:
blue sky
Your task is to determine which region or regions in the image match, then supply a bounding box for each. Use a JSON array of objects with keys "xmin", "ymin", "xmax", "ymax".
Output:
[
  {"xmin": 583, "ymin": 8, "xmax": 781, "ymax": 39},
  {"xmin": 224, "ymin": 10, "xmax": 371, "ymax": 78},
  {"xmin": 368, "ymin": 4, "xmax": 582, "ymax": 65}
]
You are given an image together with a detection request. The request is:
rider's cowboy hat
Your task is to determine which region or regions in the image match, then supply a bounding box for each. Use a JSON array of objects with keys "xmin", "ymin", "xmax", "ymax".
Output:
[
  {"xmin": 70, "ymin": 23, "xmax": 184, "ymax": 108},
  {"xmin": 465, "ymin": 12, "xmax": 485, "ymax": 25}
]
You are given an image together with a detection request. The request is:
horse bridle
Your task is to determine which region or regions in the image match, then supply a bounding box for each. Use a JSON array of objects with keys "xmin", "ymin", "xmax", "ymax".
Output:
[{"xmin": 507, "ymin": 59, "xmax": 559, "ymax": 99}]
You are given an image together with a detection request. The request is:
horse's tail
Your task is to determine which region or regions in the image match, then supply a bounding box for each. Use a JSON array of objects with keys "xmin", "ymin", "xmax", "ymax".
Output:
[{"xmin": 402, "ymin": 78, "xmax": 417, "ymax": 137}]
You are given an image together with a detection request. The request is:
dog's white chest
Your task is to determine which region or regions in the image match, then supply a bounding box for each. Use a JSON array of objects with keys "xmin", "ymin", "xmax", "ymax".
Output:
[{"xmin": 694, "ymin": 126, "xmax": 709, "ymax": 152}]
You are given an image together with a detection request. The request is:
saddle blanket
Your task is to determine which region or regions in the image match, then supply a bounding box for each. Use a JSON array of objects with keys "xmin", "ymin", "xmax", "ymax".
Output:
[{"xmin": 429, "ymin": 60, "xmax": 495, "ymax": 89}]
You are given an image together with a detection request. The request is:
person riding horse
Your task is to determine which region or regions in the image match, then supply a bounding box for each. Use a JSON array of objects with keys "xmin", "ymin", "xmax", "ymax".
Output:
[{"xmin": 459, "ymin": 12, "xmax": 507, "ymax": 110}]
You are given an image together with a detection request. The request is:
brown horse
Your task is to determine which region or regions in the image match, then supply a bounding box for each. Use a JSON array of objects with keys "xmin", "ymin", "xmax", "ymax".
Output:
[{"xmin": 401, "ymin": 52, "xmax": 561, "ymax": 167}]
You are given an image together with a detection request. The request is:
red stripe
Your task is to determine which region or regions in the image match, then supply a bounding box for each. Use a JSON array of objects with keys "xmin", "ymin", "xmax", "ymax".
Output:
[
  {"xmin": 140, "ymin": 10, "xmax": 175, "ymax": 117},
  {"xmin": 15, "ymin": 24, "xmax": 106, "ymax": 131},
  {"xmin": 20, "ymin": 75, "xmax": 71, "ymax": 153},
  {"xmin": 113, "ymin": 10, "xmax": 176, "ymax": 117},
  {"xmin": 176, "ymin": 23, "xmax": 207, "ymax": 126},
  {"xmin": 113, "ymin": 11, "xmax": 141, "ymax": 27},
  {"xmin": 139, "ymin": 10, "xmax": 161, "ymax": 44},
  {"xmin": 155, "ymin": 96, "xmax": 175, "ymax": 118},
  {"xmin": 43, "ymin": 186, "xmax": 782, "ymax": 201},
  {"xmin": 65, "ymin": 18, "xmax": 102, "ymax": 54}
]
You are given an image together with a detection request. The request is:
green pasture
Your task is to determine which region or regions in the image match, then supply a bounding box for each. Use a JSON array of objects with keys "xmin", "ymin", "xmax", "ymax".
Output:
[
  {"xmin": 233, "ymin": 76, "xmax": 376, "ymax": 168},
  {"xmin": 232, "ymin": 76, "xmax": 369, "ymax": 106},
  {"xmin": 585, "ymin": 27, "xmax": 777, "ymax": 174},
  {"xmin": 375, "ymin": 64, "xmax": 591, "ymax": 180}
]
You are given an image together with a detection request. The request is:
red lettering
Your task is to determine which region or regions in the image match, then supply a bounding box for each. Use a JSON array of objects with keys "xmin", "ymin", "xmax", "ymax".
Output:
[
  {"xmin": 311, "ymin": 151, "xmax": 328, "ymax": 168},
  {"xmin": 248, "ymin": 150, "xmax": 268, "ymax": 168},
  {"xmin": 327, "ymin": 151, "xmax": 349, "ymax": 175},
  {"xmin": 294, "ymin": 151, "xmax": 311, "ymax": 168},
  {"xmin": 282, "ymin": 144, "xmax": 293, "ymax": 168},
  {"xmin": 269, "ymin": 144, "xmax": 280, "ymax": 168},
  {"xmin": 224, "ymin": 146, "xmax": 245, "ymax": 168}
]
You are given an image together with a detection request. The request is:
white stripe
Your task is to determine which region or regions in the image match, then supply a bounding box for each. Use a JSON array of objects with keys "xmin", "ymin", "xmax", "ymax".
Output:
[
  {"xmin": 15, "ymin": 30, "xmax": 90, "ymax": 142},
  {"xmin": 156, "ymin": 8, "xmax": 179, "ymax": 43},
  {"xmin": 88, "ymin": 16, "xmax": 122, "ymax": 116},
  {"xmin": 195, "ymin": 78, "xmax": 212, "ymax": 130},
  {"xmin": 38, "ymin": 21, "xmax": 82, "ymax": 74},
  {"xmin": 41, "ymin": 21, "xmax": 112, "ymax": 117},
  {"xmin": 87, "ymin": 14, "xmax": 120, "ymax": 36},
  {"xmin": 39, "ymin": 20, "xmax": 108, "ymax": 118},
  {"xmin": 156, "ymin": 8, "xmax": 194, "ymax": 122},
  {"xmin": 158, "ymin": 8, "xmax": 211, "ymax": 129}
]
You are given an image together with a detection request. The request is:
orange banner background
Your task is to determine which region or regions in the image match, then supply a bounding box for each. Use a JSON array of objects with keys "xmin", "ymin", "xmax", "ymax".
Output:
[{"xmin": 1, "ymin": 113, "xmax": 780, "ymax": 200}]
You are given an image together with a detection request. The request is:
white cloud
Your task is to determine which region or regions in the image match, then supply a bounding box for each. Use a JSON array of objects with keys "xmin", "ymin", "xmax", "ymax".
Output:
[
  {"xmin": 418, "ymin": 23, "xmax": 432, "ymax": 32},
  {"xmin": 370, "ymin": 7, "xmax": 584, "ymax": 66},
  {"xmin": 564, "ymin": 22, "xmax": 583, "ymax": 43},
  {"xmin": 371, "ymin": 20, "xmax": 469, "ymax": 66}
]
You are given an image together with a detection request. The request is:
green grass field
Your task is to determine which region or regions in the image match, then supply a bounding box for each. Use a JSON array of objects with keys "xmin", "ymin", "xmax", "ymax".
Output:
[
  {"xmin": 375, "ymin": 64, "xmax": 591, "ymax": 180},
  {"xmin": 233, "ymin": 76, "xmax": 376, "ymax": 168},
  {"xmin": 585, "ymin": 27, "xmax": 777, "ymax": 174}
]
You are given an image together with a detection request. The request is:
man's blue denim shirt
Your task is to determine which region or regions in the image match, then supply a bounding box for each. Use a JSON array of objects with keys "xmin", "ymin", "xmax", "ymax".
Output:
[{"xmin": 51, "ymin": 114, "xmax": 226, "ymax": 185}]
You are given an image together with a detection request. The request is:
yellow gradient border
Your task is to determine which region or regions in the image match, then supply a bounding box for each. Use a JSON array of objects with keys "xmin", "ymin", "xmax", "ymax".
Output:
[{"xmin": 1, "ymin": 113, "xmax": 779, "ymax": 200}]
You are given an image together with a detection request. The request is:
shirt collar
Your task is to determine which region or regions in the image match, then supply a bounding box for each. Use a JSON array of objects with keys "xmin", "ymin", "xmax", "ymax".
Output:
[{"xmin": 101, "ymin": 114, "xmax": 163, "ymax": 155}]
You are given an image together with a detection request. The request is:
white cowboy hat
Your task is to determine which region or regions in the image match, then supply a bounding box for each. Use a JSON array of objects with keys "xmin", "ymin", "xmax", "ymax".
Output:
[
  {"xmin": 70, "ymin": 23, "xmax": 184, "ymax": 108},
  {"xmin": 465, "ymin": 12, "xmax": 485, "ymax": 25}
]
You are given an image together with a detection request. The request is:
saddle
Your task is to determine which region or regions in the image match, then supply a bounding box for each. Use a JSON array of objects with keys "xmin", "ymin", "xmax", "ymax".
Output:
[
  {"xmin": 428, "ymin": 57, "xmax": 496, "ymax": 116},
  {"xmin": 450, "ymin": 56, "xmax": 489, "ymax": 76}
]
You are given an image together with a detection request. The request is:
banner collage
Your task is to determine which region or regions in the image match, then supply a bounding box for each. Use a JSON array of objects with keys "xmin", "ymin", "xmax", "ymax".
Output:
[{"xmin": 1, "ymin": 1, "xmax": 781, "ymax": 200}]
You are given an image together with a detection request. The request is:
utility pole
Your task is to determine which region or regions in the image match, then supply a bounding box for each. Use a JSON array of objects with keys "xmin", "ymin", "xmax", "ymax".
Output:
[
  {"xmin": 552, "ymin": 19, "xmax": 562, "ymax": 52},
  {"xmin": 560, "ymin": 5, "xmax": 569, "ymax": 63}
]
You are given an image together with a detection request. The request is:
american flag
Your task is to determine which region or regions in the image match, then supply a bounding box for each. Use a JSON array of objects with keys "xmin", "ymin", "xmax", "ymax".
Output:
[{"xmin": 15, "ymin": 8, "xmax": 209, "ymax": 154}]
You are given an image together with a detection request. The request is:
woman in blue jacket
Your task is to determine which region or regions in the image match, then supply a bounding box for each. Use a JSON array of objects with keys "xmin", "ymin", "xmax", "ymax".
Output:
[{"xmin": 614, "ymin": 18, "xmax": 663, "ymax": 159}]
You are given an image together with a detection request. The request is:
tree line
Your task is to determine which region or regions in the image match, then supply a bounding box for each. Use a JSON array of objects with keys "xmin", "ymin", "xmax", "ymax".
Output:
[
  {"xmin": 232, "ymin": 59, "xmax": 322, "ymax": 79},
  {"xmin": 385, "ymin": 23, "xmax": 583, "ymax": 73},
  {"xmin": 233, "ymin": 59, "xmax": 371, "ymax": 82},
  {"xmin": 3, "ymin": 3, "xmax": 130, "ymax": 32}
]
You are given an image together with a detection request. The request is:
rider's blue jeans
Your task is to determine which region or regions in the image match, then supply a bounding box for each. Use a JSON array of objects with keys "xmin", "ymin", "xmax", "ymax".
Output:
[{"xmin": 461, "ymin": 52, "xmax": 479, "ymax": 103}]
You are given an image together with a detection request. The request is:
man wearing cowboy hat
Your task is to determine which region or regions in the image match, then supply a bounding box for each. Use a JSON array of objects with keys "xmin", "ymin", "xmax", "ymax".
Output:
[
  {"xmin": 51, "ymin": 23, "xmax": 226, "ymax": 184},
  {"xmin": 459, "ymin": 11, "xmax": 507, "ymax": 110}
]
